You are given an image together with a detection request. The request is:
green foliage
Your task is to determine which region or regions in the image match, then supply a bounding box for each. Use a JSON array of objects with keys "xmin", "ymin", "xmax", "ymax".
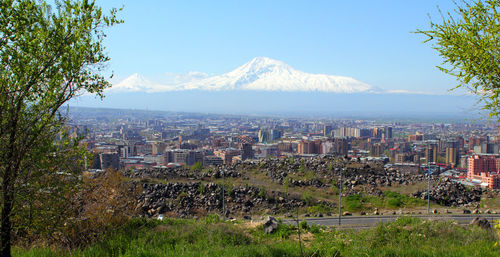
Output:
[
  {"xmin": 301, "ymin": 191, "xmax": 315, "ymax": 206},
  {"xmin": 299, "ymin": 220, "xmax": 309, "ymax": 230},
  {"xmin": 190, "ymin": 161, "xmax": 203, "ymax": 172},
  {"xmin": 309, "ymin": 224, "xmax": 322, "ymax": 234},
  {"xmin": 344, "ymin": 194, "xmax": 364, "ymax": 211},
  {"xmin": 298, "ymin": 164, "xmax": 306, "ymax": 173},
  {"xmin": 307, "ymin": 204, "xmax": 333, "ymax": 214},
  {"xmin": 0, "ymin": 0, "xmax": 122, "ymax": 254},
  {"xmin": 258, "ymin": 187, "xmax": 267, "ymax": 199},
  {"xmin": 416, "ymin": 0, "xmax": 500, "ymax": 118},
  {"xmin": 283, "ymin": 176, "xmax": 290, "ymax": 198},
  {"xmin": 204, "ymin": 214, "xmax": 221, "ymax": 224},
  {"xmin": 344, "ymin": 192, "xmax": 425, "ymax": 212}
]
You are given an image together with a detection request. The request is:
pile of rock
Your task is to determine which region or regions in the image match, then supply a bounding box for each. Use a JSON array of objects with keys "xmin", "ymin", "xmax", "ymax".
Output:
[
  {"xmin": 135, "ymin": 182, "xmax": 306, "ymax": 218},
  {"xmin": 412, "ymin": 179, "xmax": 483, "ymax": 207},
  {"xmin": 124, "ymin": 166, "xmax": 241, "ymax": 180}
]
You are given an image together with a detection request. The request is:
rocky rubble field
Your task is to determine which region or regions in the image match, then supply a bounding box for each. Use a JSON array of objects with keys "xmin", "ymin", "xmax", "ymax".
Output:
[
  {"xmin": 122, "ymin": 157, "xmax": 498, "ymax": 217},
  {"xmin": 135, "ymin": 182, "xmax": 319, "ymax": 218},
  {"xmin": 412, "ymin": 178, "xmax": 485, "ymax": 207}
]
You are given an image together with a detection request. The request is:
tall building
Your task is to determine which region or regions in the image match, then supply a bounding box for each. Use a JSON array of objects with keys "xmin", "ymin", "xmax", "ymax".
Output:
[
  {"xmin": 241, "ymin": 143, "xmax": 254, "ymax": 160},
  {"xmin": 165, "ymin": 149, "xmax": 203, "ymax": 165},
  {"xmin": 152, "ymin": 142, "xmax": 166, "ymax": 156},
  {"xmin": 298, "ymin": 140, "xmax": 315, "ymax": 154},
  {"xmin": 408, "ymin": 132, "xmax": 424, "ymax": 142},
  {"xmin": 99, "ymin": 152, "xmax": 119, "ymax": 170},
  {"xmin": 258, "ymin": 129, "xmax": 269, "ymax": 143},
  {"xmin": 467, "ymin": 154, "xmax": 500, "ymax": 189},
  {"xmin": 370, "ymin": 143, "xmax": 383, "ymax": 157},
  {"xmin": 479, "ymin": 142, "xmax": 499, "ymax": 154},
  {"xmin": 384, "ymin": 127, "xmax": 393, "ymax": 139},
  {"xmin": 334, "ymin": 138, "xmax": 349, "ymax": 156},
  {"xmin": 445, "ymin": 141, "xmax": 459, "ymax": 166},
  {"xmin": 334, "ymin": 127, "xmax": 360, "ymax": 138},
  {"xmin": 270, "ymin": 129, "xmax": 282, "ymax": 141},
  {"xmin": 469, "ymin": 136, "xmax": 487, "ymax": 150},
  {"xmin": 425, "ymin": 143, "xmax": 438, "ymax": 163},
  {"xmin": 372, "ymin": 127, "xmax": 383, "ymax": 138},
  {"xmin": 323, "ymin": 125, "xmax": 333, "ymax": 137}
]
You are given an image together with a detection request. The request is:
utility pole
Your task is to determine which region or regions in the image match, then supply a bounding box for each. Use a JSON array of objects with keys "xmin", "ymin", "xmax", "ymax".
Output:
[
  {"xmin": 338, "ymin": 167, "xmax": 343, "ymax": 226},
  {"xmin": 427, "ymin": 165, "xmax": 431, "ymax": 214},
  {"xmin": 222, "ymin": 168, "xmax": 225, "ymax": 220}
]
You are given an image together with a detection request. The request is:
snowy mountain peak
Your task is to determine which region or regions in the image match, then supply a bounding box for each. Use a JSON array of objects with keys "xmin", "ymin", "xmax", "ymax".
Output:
[
  {"xmin": 233, "ymin": 57, "xmax": 293, "ymax": 78},
  {"xmin": 245, "ymin": 57, "xmax": 289, "ymax": 69},
  {"xmin": 111, "ymin": 57, "xmax": 378, "ymax": 93}
]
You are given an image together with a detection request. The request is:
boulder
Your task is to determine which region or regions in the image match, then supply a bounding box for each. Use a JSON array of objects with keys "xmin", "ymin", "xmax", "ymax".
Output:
[
  {"xmin": 470, "ymin": 217, "xmax": 491, "ymax": 229},
  {"xmin": 263, "ymin": 216, "xmax": 279, "ymax": 234}
]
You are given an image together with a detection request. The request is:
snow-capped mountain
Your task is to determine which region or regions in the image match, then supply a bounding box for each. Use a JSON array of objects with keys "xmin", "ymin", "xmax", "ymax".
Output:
[
  {"xmin": 110, "ymin": 57, "xmax": 377, "ymax": 93},
  {"xmin": 109, "ymin": 73, "xmax": 174, "ymax": 93},
  {"xmin": 179, "ymin": 57, "xmax": 376, "ymax": 93}
]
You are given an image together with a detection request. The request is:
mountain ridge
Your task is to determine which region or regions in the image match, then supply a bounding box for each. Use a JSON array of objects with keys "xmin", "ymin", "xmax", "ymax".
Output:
[{"xmin": 109, "ymin": 57, "xmax": 379, "ymax": 93}]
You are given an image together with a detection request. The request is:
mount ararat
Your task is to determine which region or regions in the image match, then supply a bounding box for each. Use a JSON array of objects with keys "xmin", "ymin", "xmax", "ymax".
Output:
[
  {"xmin": 73, "ymin": 57, "xmax": 479, "ymax": 118},
  {"xmin": 110, "ymin": 57, "xmax": 379, "ymax": 93}
]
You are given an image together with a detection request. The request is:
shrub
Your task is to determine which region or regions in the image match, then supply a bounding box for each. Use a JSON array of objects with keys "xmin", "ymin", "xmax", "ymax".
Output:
[
  {"xmin": 302, "ymin": 191, "xmax": 316, "ymax": 206},
  {"xmin": 299, "ymin": 220, "xmax": 309, "ymax": 230},
  {"xmin": 307, "ymin": 204, "xmax": 332, "ymax": 214},
  {"xmin": 345, "ymin": 194, "xmax": 364, "ymax": 211},
  {"xmin": 310, "ymin": 224, "xmax": 322, "ymax": 234},
  {"xmin": 61, "ymin": 169, "xmax": 139, "ymax": 248},
  {"xmin": 190, "ymin": 161, "xmax": 203, "ymax": 172}
]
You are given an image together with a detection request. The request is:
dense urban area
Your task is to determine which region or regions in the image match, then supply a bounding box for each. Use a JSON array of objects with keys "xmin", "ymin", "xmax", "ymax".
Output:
[{"xmin": 67, "ymin": 107, "xmax": 500, "ymax": 220}]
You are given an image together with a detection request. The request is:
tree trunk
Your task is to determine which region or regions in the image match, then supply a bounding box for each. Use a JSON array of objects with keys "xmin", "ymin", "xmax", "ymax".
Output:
[
  {"xmin": 1, "ymin": 186, "xmax": 13, "ymax": 257},
  {"xmin": 1, "ymin": 163, "xmax": 14, "ymax": 257}
]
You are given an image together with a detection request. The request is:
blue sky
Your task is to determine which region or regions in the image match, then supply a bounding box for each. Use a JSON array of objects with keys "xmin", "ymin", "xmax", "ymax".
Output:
[{"xmin": 95, "ymin": 0, "xmax": 464, "ymax": 94}]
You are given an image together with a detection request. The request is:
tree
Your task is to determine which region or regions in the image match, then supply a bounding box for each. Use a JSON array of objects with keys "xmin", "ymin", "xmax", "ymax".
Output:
[
  {"xmin": 0, "ymin": 1, "xmax": 120, "ymax": 255},
  {"xmin": 416, "ymin": 0, "xmax": 499, "ymax": 117}
]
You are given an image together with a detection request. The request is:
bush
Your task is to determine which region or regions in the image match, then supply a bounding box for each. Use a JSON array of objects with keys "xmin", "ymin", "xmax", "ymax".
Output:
[
  {"xmin": 310, "ymin": 224, "xmax": 322, "ymax": 234},
  {"xmin": 302, "ymin": 191, "xmax": 316, "ymax": 206},
  {"xmin": 345, "ymin": 194, "xmax": 364, "ymax": 211},
  {"xmin": 190, "ymin": 161, "xmax": 203, "ymax": 172},
  {"xmin": 299, "ymin": 220, "xmax": 309, "ymax": 230},
  {"xmin": 307, "ymin": 204, "xmax": 332, "ymax": 214},
  {"xmin": 204, "ymin": 214, "xmax": 221, "ymax": 224},
  {"xmin": 59, "ymin": 169, "xmax": 139, "ymax": 248}
]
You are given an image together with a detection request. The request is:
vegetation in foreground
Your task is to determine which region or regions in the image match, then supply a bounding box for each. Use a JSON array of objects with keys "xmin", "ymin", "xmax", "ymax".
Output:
[{"xmin": 14, "ymin": 216, "xmax": 500, "ymax": 257}]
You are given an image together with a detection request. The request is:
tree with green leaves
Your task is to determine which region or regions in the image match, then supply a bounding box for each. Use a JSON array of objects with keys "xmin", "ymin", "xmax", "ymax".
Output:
[
  {"xmin": 0, "ymin": 1, "xmax": 120, "ymax": 255},
  {"xmin": 416, "ymin": 0, "xmax": 499, "ymax": 117}
]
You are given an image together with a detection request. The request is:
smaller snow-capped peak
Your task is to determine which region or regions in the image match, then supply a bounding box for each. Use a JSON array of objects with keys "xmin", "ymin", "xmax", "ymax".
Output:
[
  {"xmin": 109, "ymin": 73, "xmax": 150, "ymax": 92},
  {"xmin": 109, "ymin": 73, "xmax": 175, "ymax": 93}
]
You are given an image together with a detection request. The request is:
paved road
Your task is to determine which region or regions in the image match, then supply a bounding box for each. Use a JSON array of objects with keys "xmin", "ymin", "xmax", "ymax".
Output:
[{"xmin": 283, "ymin": 215, "xmax": 500, "ymax": 227}]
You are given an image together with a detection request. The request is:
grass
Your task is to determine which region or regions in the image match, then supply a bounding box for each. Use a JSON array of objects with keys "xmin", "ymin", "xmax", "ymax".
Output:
[
  {"xmin": 309, "ymin": 217, "xmax": 500, "ymax": 257},
  {"xmin": 344, "ymin": 191, "xmax": 426, "ymax": 212},
  {"xmin": 481, "ymin": 193, "xmax": 500, "ymax": 210},
  {"xmin": 14, "ymin": 216, "xmax": 500, "ymax": 257}
]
